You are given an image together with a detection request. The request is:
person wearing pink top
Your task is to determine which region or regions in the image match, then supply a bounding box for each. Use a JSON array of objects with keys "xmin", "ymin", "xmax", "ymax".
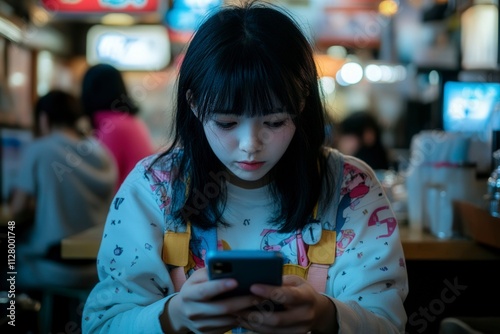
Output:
[{"xmin": 81, "ymin": 63, "xmax": 156, "ymax": 188}]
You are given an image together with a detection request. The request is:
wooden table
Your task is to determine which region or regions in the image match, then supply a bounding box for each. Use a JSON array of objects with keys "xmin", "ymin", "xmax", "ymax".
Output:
[
  {"xmin": 0, "ymin": 204, "xmax": 13, "ymax": 226},
  {"xmin": 60, "ymin": 224, "xmax": 500, "ymax": 261},
  {"xmin": 400, "ymin": 226, "xmax": 500, "ymax": 261},
  {"xmin": 61, "ymin": 224, "xmax": 104, "ymax": 259},
  {"xmin": 60, "ymin": 220, "xmax": 500, "ymax": 334}
]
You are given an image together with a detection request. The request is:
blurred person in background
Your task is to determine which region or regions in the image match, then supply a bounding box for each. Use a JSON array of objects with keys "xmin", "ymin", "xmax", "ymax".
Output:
[
  {"xmin": 81, "ymin": 63, "xmax": 156, "ymax": 189},
  {"xmin": 337, "ymin": 111, "xmax": 390, "ymax": 170},
  {"xmin": 9, "ymin": 90, "xmax": 117, "ymax": 289}
]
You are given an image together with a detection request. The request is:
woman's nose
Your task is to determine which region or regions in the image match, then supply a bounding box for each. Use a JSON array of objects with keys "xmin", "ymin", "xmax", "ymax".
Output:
[{"xmin": 238, "ymin": 123, "xmax": 263, "ymax": 153}]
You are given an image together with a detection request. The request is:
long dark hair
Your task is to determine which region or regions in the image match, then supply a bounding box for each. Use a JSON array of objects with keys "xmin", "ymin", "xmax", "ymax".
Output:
[
  {"xmin": 81, "ymin": 63, "xmax": 139, "ymax": 127},
  {"xmin": 153, "ymin": 0, "xmax": 333, "ymax": 232}
]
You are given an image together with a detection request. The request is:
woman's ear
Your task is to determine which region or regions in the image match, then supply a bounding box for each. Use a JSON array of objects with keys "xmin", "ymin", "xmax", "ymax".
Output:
[
  {"xmin": 299, "ymin": 99, "xmax": 306, "ymax": 113},
  {"xmin": 186, "ymin": 90, "xmax": 198, "ymax": 117}
]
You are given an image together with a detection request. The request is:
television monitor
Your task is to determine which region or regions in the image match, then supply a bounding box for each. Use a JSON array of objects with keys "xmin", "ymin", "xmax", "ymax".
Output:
[
  {"xmin": 0, "ymin": 127, "xmax": 33, "ymax": 203},
  {"xmin": 86, "ymin": 25, "xmax": 171, "ymax": 71},
  {"xmin": 442, "ymin": 81, "xmax": 500, "ymax": 175},
  {"xmin": 443, "ymin": 81, "xmax": 500, "ymax": 133}
]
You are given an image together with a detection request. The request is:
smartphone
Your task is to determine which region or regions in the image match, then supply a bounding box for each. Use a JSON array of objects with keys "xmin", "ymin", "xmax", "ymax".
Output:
[{"xmin": 207, "ymin": 250, "xmax": 284, "ymax": 299}]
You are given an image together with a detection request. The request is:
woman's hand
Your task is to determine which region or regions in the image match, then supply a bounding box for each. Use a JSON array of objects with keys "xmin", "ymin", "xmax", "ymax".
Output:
[
  {"xmin": 161, "ymin": 268, "xmax": 264, "ymax": 334},
  {"xmin": 236, "ymin": 275, "xmax": 339, "ymax": 334}
]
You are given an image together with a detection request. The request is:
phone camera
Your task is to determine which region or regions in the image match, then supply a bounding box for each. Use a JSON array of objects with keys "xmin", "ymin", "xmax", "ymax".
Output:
[{"xmin": 213, "ymin": 261, "xmax": 233, "ymax": 274}]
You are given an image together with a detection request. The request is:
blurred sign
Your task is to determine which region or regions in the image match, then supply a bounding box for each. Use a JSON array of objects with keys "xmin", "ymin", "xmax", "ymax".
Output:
[
  {"xmin": 461, "ymin": 4, "xmax": 498, "ymax": 70},
  {"xmin": 41, "ymin": 0, "xmax": 159, "ymax": 13},
  {"xmin": 87, "ymin": 25, "xmax": 171, "ymax": 71},
  {"xmin": 316, "ymin": 9, "xmax": 383, "ymax": 49},
  {"xmin": 164, "ymin": 0, "xmax": 222, "ymax": 43}
]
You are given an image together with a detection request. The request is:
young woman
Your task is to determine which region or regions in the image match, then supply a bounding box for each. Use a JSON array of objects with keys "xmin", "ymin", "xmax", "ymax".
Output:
[
  {"xmin": 81, "ymin": 63, "xmax": 156, "ymax": 189},
  {"xmin": 83, "ymin": 2, "xmax": 408, "ymax": 333}
]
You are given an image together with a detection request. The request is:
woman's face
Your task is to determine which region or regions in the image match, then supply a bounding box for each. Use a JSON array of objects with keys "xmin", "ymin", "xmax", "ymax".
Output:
[
  {"xmin": 202, "ymin": 112, "xmax": 296, "ymax": 188},
  {"xmin": 337, "ymin": 134, "xmax": 360, "ymax": 155}
]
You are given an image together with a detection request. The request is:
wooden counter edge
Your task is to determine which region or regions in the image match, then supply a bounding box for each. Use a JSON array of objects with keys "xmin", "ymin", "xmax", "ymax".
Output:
[
  {"xmin": 61, "ymin": 225, "xmax": 103, "ymax": 260},
  {"xmin": 400, "ymin": 226, "xmax": 500, "ymax": 261},
  {"xmin": 59, "ymin": 224, "xmax": 500, "ymax": 261}
]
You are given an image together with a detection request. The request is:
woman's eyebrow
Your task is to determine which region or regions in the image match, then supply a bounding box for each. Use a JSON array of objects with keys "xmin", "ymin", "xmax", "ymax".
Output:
[
  {"xmin": 211, "ymin": 106, "xmax": 288, "ymax": 116},
  {"xmin": 212, "ymin": 111, "xmax": 240, "ymax": 116},
  {"xmin": 267, "ymin": 107, "xmax": 287, "ymax": 113}
]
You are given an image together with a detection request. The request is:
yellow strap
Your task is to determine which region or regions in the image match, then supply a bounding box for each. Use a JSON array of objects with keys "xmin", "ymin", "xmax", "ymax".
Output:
[
  {"xmin": 220, "ymin": 239, "xmax": 231, "ymax": 250},
  {"xmin": 283, "ymin": 263, "xmax": 309, "ymax": 279},
  {"xmin": 162, "ymin": 223, "xmax": 191, "ymax": 266},
  {"xmin": 307, "ymin": 230, "xmax": 336, "ymax": 265}
]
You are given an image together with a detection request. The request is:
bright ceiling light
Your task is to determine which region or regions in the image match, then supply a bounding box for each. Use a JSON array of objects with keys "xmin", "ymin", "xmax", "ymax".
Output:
[
  {"xmin": 339, "ymin": 62, "xmax": 363, "ymax": 85},
  {"xmin": 365, "ymin": 64, "xmax": 382, "ymax": 82},
  {"xmin": 319, "ymin": 76, "xmax": 336, "ymax": 95},
  {"xmin": 379, "ymin": 0, "xmax": 399, "ymax": 17},
  {"xmin": 9, "ymin": 72, "xmax": 25, "ymax": 87}
]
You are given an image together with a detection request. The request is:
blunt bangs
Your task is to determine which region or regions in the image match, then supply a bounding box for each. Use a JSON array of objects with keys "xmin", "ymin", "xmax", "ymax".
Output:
[{"xmin": 193, "ymin": 51, "xmax": 303, "ymax": 122}]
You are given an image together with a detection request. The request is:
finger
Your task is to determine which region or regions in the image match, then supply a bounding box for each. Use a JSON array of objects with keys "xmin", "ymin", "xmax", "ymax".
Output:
[
  {"xmin": 235, "ymin": 300, "xmax": 284, "ymax": 318},
  {"xmin": 251, "ymin": 275, "xmax": 305, "ymax": 297},
  {"xmin": 249, "ymin": 283, "xmax": 287, "ymax": 305},
  {"xmin": 194, "ymin": 294, "xmax": 265, "ymax": 316},
  {"xmin": 186, "ymin": 267, "xmax": 209, "ymax": 283},
  {"xmin": 185, "ymin": 267, "xmax": 240, "ymax": 301},
  {"xmin": 227, "ymin": 294, "xmax": 268, "ymax": 312},
  {"xmin": 182, "ymin": 294, "xmax": 262, "ymax": 322},
  {"xmin": 282, "ymin": 274, "xmax": 306, "ymax": 287},
  {"xmin": 184, "ymin": 278, "xmax": 238, "ymax": 302}
]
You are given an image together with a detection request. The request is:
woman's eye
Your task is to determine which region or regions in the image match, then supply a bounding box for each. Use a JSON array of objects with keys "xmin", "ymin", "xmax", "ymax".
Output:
[
  {"xmin": 265, "ymin": 120, "xmax": 287, "ymax": 128},
  {"xmin": 214, "ymin": 121, "xmax": 237, "ymax": 129}
]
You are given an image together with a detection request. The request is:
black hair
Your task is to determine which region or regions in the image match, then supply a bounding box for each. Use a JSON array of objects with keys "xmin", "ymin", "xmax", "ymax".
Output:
[
  {"xmin": 80, "ymin": 63, "xmax": 139, "ymax": 126},
  {"xmin": 339, "ymin": 111, "xmax": 381, "ymax": 139},
  {"xmin": 35, "ymin": 90, "xmax": 83, "ymax": 132},
  {"xmin": 153, "ymin": 0, "xmax": 334, "ymax": 232},
  {"xmin": 339, "ymin": 111, "xmax": 390, "ymax": 170}
]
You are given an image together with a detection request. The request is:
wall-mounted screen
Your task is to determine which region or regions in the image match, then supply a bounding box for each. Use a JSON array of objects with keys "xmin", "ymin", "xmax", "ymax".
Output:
[
  {"xmin": 443, "ymin": 81, "xmax": 500, "ymax": 133},
  {"xmin": 87, "ymin": 25, "xmax": 171, "ymax": 71}
]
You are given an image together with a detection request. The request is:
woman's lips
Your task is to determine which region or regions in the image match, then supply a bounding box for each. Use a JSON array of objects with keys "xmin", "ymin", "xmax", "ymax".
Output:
[{"xmin": 237, "ymin": 161, "xmax": 265, "ymax": 171}]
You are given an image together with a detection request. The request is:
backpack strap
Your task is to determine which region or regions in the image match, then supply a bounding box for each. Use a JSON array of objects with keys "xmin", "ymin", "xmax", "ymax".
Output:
[
  {"xmin": 162, "ymin": 222, "xmax": 191, "ymax": 292},
  {"xmin": 162, "ymin": 222, "xmax": 191, "ymax": 267},
  {"xmin": 303, "ymin": 203, "xmax": 337, "ymax": 294},
  {"xmin": 299, "ymin": 148, "xmax": 345, "ymax": 293},
  {"xmin": 163, "ymin": 222, "xmax": 219, "ymax": 292},
  {"xmin": 306, "ymin": 230, "xmax": 337, "ymax": 293}
]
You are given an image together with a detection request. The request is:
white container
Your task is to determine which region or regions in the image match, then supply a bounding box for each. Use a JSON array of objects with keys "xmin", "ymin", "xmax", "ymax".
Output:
[{"xmin": 421, "ymin": 163, "xmax": 478, "ymax": 239}]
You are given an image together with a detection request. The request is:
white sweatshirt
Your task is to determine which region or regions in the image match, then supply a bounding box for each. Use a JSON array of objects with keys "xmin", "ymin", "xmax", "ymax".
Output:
[{"xmin": 82, "ymin": 148, "xmax": 408, "ymax": 333}]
